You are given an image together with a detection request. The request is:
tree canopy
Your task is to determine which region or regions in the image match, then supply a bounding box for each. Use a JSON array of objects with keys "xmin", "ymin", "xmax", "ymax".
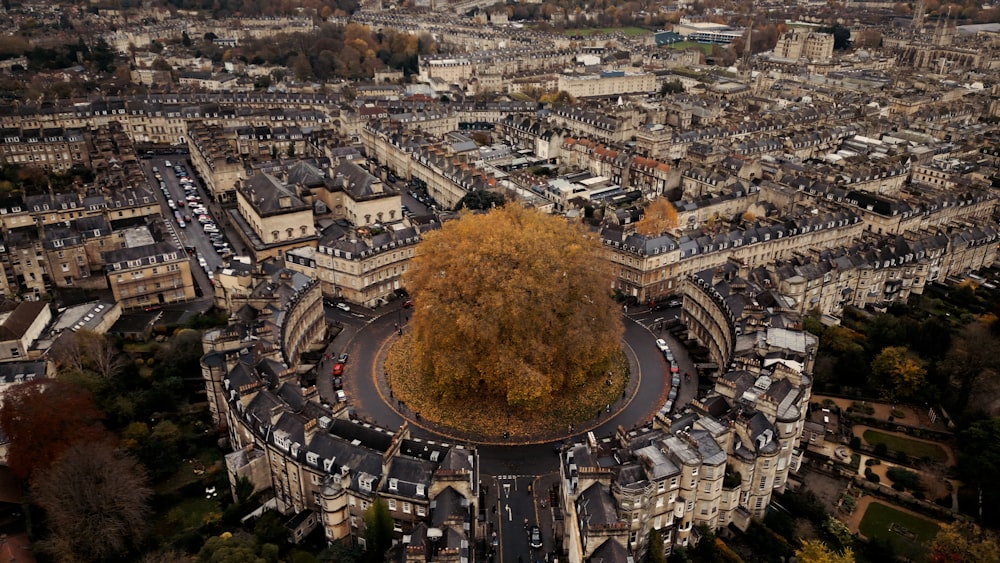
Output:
[
  {"xmin": 795, "ymin": 539, "xmax": 855, "ymax": 563},
  {"xmin": 0, "ymin": 379, "xmax": 107, "ymax": 481},
  {"xmin": 33, "ymin": 441, "xmax": 151, "ymax": 562},
  {"xmin": 870, "ymin": 346, "xmax": 926, "ymax": 401},
  {"xmin": 456, "ymin": 189, "xmax": 505, "ymax": 211},
  {"xmin": 929, "ymin": 522, "xmax": 1000, "ymax": 563},
  {"xmin": 405, "ymin": 205, "xmax": 622, "ymax": 409},
  {"xmin": 363, "ymin": 498, "xmax": 393, "ymax": 563},
  {"xmin": 956, "ymin": 416, "xmax": 1000, "ymax": 526},
  {"xmin": 634, "ymin": 197, "xmax": 679, "ymax": 237}
]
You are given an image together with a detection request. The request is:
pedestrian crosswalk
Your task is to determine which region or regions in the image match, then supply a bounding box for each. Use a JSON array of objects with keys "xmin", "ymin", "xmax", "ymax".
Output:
[{"xmin": 492, "ymin": 474, "xmax": 525, "ymax": 481}]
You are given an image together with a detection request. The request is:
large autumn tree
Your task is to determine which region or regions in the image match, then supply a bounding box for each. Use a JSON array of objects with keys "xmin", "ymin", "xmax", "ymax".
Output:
[
  {"xmin": 405, "ymin": 205, "xmax": 622, "ymax": 409},
  {"xmin": 0, "ymin": 379, "xmax": 106, "ymax": 481}
]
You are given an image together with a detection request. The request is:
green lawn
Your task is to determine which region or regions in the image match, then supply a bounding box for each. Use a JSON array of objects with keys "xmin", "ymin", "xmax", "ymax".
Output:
[
  {"xmin": 562, "ymin": 26, "xmax": 649, "ymax": 37},
  {"xmin": 859, "ymin": 501, "xmax": 940, "ymax": 561},
  {"xmin": 668, "ymin": 41, "xmax": 714, "ymax": 55},
  {"xmin": 862, "ymin": 429, "xmax": 950, "ymax": 463}
]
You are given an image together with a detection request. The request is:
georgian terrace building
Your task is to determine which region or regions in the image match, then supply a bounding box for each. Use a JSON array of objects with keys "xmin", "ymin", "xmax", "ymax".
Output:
[
  {"xmin": 562, "ymin": 269, "xmax": 816, "ymax": 561},
  {"xmin": 600, "ymin": 208, "xmax": 865, "ymax": 304},
  {"xmin": 202, "ymin": 261, "xmax": 479, "ymax": 549}
]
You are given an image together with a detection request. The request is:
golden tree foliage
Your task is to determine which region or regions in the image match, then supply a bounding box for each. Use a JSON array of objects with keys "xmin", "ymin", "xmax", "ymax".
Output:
[
  {"xmin": 930, "ymin": 522, "xmax": 1000, "ymax": 563},
  {"xmin": 633, "ymin": 197, "xmax": 679, "ymax": 237},
  {"xmin": 871, "ymin": 346, "xmax": 927, "ymax": 400},
  {"xmin": 405, "ymin": 205, "xmax": 623, "ymax": 409},
  {"xmin": 795, "ymin": 539, "xmax": 855, "ymax": 563}
]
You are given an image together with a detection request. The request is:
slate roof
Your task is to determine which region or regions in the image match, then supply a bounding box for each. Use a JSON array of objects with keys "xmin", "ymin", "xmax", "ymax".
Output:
[
  {"xmin": 0, "ymin": 301, "xmax": 48, "ymax": 341},
  {"xmin": 241, "ymin": 172, "xmax": 309, "ymax": 215}
]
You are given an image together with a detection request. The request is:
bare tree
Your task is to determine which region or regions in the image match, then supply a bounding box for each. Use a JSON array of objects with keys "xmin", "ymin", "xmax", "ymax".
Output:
[
  {"xmin": 32, "ymin": 441, "xmax": 152, "ymax": 562},
  {"xmin": 49, "ymin": 329, "xmax": 128, "ymax": 380}
]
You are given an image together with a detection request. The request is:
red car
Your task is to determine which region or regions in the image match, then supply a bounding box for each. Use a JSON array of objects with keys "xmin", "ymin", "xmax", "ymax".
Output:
[
  {"xmin": 402, "ymin": 299, "xmax": 414, "ymax": 308},
  {"xmin": 332, "ymin": 362, "xmax": 344, "ymax": 376}
]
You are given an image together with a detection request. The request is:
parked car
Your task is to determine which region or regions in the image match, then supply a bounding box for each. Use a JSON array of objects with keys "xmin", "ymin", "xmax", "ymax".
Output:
[
  {"xmin": 333, "ymin": 377, "xmax": 343, "ymax": 390},
  {"xmin": 336, "ymin": 302, "xmax": 351, "ymax": 312},
  {"xmin": 402, "ymin": 299, "xmax": 414, "ymax": 308},
  {"xmin": 529, "ymin": 526, "xmax": 542, "ymax": 549},
  {"xmin": 336, "ymin": 389, "xmax": 347, "ymax": 403},
  {"xmin": 338, "ymin": 353, "xmax": 349, "ymax": 364},
  {"xmin": 668, "ymin": 387, "xmax": 678, "ymax": 400},
  {"xmin": 655, "ymin": 339, "xmax": 669, "ymax": 353},
  {"xmin": 671, "ymin": 373, "xmax": 681, "ymax": 387},
  {"xmin": 332, "ymin": 363, "xmax": 344, "ymax": 376}
]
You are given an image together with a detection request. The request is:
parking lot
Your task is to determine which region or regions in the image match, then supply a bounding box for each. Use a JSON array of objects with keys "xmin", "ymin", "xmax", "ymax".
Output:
[{"xmin": 139, "ymin": 156, "xmax": 232, "ymax": 293}]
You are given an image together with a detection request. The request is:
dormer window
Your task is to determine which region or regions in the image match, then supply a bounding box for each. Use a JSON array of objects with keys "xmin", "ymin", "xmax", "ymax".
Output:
[
  {"xmin": 389, "ymin": 478, "xmax": 398, "ymax": 491},
  {"xmin": 359, "ymin": 475, "xmax": 373, "ymax": 492}
]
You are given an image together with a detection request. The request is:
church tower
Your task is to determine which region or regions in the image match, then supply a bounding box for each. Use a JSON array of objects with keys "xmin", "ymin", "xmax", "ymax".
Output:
[
  {"xmin": 912, "ymin": 0, "xmax": 926, "ymax": 34},
  {"xmin": 739, "ymin": 22, "xmax": 753, "ymax": 83}
]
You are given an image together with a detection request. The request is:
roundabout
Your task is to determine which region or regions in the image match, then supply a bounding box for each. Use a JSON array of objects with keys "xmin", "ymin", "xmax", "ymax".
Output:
[{"xmin": 329, "ymin": 304, "xmax": 697, "ymax": 449}]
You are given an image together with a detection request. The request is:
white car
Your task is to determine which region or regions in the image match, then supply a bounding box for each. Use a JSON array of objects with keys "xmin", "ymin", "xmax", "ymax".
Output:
[
  {"xmin": 335, "ymin": 302, "xmax": 351, "ymax": 312},
  {"xmin": 655, "ymin": 339, "xmax": 669, "ymax": 353},
  {"xmin": 336, "ymin": 389, "xmax": 347, "ymax": 403}
]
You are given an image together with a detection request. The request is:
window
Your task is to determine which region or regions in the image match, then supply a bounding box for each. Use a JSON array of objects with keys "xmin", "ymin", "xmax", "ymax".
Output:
[
  {"xmin": 402, "ymin": 502, "xmax": 411, "ymax": 514},
  {"xmin": 417, "ymin": 505, "xmax": 426, "ymax": 516},
  {"xmin": 388, "ymin": 499, "xmax": 397, "ymax": 511}
]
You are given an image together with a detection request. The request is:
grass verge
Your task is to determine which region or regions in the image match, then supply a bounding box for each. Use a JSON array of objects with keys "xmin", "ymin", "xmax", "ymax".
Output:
[
  {"xmin": 858, "ymin": 501, "xmax": 940, "ymax": 561},
  {"xmin": 862, "ymin": 429, "xmax": 949, "ymax": 463}
]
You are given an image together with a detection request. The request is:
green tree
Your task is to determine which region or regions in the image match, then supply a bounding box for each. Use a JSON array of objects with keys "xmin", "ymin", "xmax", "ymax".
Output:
[
  {"xmin": 456, "ymin": 189, "xmax": 505, "ymax": 211},
  {"xmin": 363, "ymin": 498, "xmax": 393, "ymax": 562},
  {"xmin": 646, "ymin": 528, "xmax": 668, "ymax": 563},
  {"xmin": 871, "ymin": 346, "xmax": 926, "ymax": 400},
  {"xmin": 956, "ymin": 417, "xmax": 1000, "ymax": 525},
  {"xmin": 405, "ymin": 205, "xmax": 622, "ymax": 409},
  {"xmin": 660, "ymin": 79, "xmax": 684, "ymax": 95},
  {"xmin": 198, "ymin": 533, "xmax": 266, "ymax": 563},
  {"xmin": 885, "ymin": 467, "xmax": 923, "ymax": 492}
]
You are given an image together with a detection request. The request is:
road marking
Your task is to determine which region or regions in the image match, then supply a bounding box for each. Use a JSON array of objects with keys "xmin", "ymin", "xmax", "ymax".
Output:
[
  {"xmin": 505, "ymin": 504, "xmax": 512, "ymax": 521},
  {"xmin": 503, "ymin": 483, "xmax": 511, "ymax": 498}
]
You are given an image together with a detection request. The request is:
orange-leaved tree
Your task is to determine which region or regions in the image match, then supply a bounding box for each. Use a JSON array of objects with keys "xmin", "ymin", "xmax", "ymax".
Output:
[
  {"xmin": 633, "ymin": 197, "xmax": 679, "ymax": 237},
  {"xmin": 0, "ymin": 379, "xmax": 107, "ymax": 482},
  {"xmin": 405, "ymin": 205, "xmax": 622, "ymax": 409}
]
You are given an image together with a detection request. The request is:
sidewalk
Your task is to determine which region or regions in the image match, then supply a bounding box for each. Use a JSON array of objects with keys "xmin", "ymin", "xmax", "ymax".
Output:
[{"xmin": 531, "ymin": 472, "xmax": 563, "ymax": 559}]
